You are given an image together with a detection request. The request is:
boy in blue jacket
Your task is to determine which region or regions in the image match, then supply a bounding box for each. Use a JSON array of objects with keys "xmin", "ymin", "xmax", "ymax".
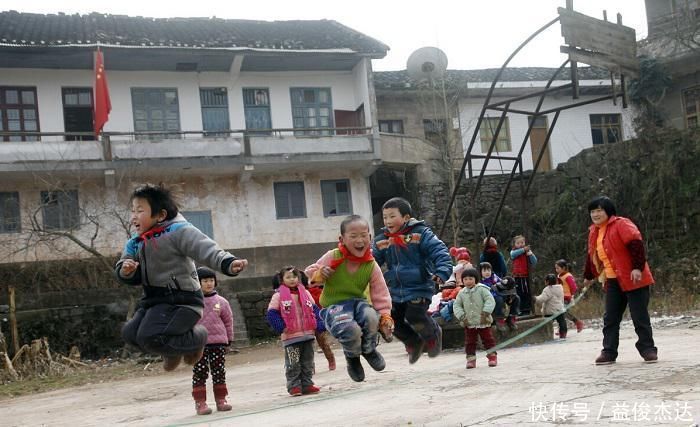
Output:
[{"xmin": 372, "ymin": 197, "xmax": 452, "ymax": 364}]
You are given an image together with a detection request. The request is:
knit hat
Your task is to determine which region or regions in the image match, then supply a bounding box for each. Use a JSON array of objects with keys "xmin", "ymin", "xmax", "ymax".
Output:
[
  {"xmin": 196, "ymin": 267, "xmax": 218, "ymax": 287},
  {"xmin": 449, "ymin": 246, "xmax": 471, "ymax": 263}
]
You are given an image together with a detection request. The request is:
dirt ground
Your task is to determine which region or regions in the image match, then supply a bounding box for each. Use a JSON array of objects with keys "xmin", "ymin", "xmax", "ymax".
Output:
[{"xmin": 3, "ymin": 316, "xmax": 700, "ymax": 427}]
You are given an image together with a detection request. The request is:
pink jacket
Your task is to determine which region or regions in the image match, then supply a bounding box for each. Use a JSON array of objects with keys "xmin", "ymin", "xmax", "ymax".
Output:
[
  {"xmin": 267, "ymin": 287, "xmax": 317, "ymax": 343},
  {"xmin": 197, "ymin": 292, "xmax": 234, "ymax": 345}
]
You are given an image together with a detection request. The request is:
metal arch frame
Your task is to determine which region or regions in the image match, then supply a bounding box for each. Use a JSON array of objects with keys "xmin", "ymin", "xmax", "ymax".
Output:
[{"xmin": 437, "ymin": 15, "xmax": 625, "ymax": 249}]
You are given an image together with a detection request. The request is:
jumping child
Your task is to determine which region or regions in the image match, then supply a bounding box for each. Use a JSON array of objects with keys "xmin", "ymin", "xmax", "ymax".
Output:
[
  {"xmin": 372, "ymin": 197, "xmax": 453, "ymax": 364},
  {"xmin": 116, "ymin": 184, "xmax": 247, "ymax": 371},
  {"xmin": 305, "ymin": 215, "xmax": 393, "ymax": 382}
]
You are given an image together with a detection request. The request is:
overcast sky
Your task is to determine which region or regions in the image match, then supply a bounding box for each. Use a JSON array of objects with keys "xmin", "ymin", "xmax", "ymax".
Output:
[{"xmin": 14, "ymin": 0, "xmax": 648, "ymax": 71}]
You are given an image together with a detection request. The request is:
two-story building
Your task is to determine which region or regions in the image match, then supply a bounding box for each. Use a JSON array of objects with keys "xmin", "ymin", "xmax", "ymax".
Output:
[{"xmin": 0, "ymin": 11, "xmax": 387, "ymax": 277}]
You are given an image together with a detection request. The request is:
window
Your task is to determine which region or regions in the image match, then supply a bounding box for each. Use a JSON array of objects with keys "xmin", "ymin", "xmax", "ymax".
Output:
[
  {"xmin": 243, "ymin": 88, "xmax": 272, "ymax": 135},
  {"xmin": 423, "ymin": 119, "xmax": 447, "ymax": 144},
  {"xmin": 589, "ymin": 114, "xmax": 622, "ymax": 145},
  {"xmin": 131, "ymin": 88, "xmax": 181, "ymax": 140},
  {"xmin": 379, "ymin": 120, "xmax": 404, "ymax": 134},
  {"xmin": 480, "ymin": 117, "xmax": 512, "ymax": 152},
  {"xmin": 41, "ymin": 190, "xmax": 79, "ymax": 230},
  {"xmin": 0, "ymin": 192, "xmax": 20, "ymax": 233},
  {"xmin": 273, "ymin": 182, "xmax": 306, "ymax": 219},
  {"xmin": 62, "ymin": 88, "xmax": 94, "ymax": 141},
  {"xmin": 0, "ymin": 87, "xmax": 39, "ymax": 142},
  {"xmin": 181, "ymin": 210, "xmax": 214, "ymax": 239},
  {"xmin": 321, "ymin": 179, "xmax": 352, "ymax": 217},
  {"xmin": 290, "ymin": 88, "xmax": 333, "ymax": 136},
  {"xmin": 200, "ymin": 88, "xmax": 230, "ymax": 136},
  {"xmin": 683, "ymin": 86, "xmax": 700, "ymax": 128}
]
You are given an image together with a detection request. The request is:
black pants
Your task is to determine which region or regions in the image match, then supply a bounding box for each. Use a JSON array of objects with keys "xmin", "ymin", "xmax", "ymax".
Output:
[
  {"xmin": 192, "ymin": 345, "xmax": 227, "ymax": 387},
  {"xmin": 553, "ymin": 313, "xmax": 567, "ymax": 335},
  {"xmin": 602, "ymin": 280, "xmax": 656, "ymax": 358},
  {"xmin": 392, "ymin": 298, "xmax": 440, "ymax": 346},
  {"xmin": 284, "ymin": 339, "xmax": 315, "ymax": 391},
  {"xmin": 122, "ymin": 303, "xmax": 207, "ymax": 356},
  {"xmin": 514, "ymin": 277, "xmax": 532, "ymax": 314}
]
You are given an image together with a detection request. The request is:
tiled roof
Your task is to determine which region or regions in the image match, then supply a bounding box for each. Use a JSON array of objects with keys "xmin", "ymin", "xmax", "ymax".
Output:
[
  {"xmin": 0, "ymin": 10, "xmax": 388, "ymax": 55},
  {"xmin": 374, "ymin": 67, "xmax": 612, "ymax": 89}
]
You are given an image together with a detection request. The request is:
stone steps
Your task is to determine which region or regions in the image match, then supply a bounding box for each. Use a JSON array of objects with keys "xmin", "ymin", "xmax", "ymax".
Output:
[{"xmin": 228, "ymin": 295, "xmax": 250, "ymax": 349}]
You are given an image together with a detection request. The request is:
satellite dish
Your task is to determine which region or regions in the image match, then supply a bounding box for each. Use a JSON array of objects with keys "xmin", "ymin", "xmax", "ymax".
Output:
[{"xmin": 406, "ymin": 46, "xmax": 448, "ymax": 82}]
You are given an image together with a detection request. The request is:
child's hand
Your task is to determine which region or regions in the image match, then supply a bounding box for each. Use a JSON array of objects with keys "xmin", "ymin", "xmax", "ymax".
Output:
[
  {"xmin": 432, "ymin": 275, "xmax": 444, "ymax": 285},
  {"xmin": 319, "ymin": 266, "xmax": 335, "ymax": 280},
  {"xmin": 523, "ymin": 245, "xmax": 530, "ymax": 252},
  {"xmin": 480, "ymin": 312, "xmax": 490, "ymax": 325},
  {"xmin": 121, "ymin": 259, "xmax": 139, "ymax": 275},
  {"xmin": 379, "ymin": 313, "xmax": 394, "ymax": 342},
  {"xmin": 375, "ymin": 239, "xmax": 391, "ymax": 250},
  {"xmin": 230, "ymin": 259, "xmax": 248, "ymax": 274}
]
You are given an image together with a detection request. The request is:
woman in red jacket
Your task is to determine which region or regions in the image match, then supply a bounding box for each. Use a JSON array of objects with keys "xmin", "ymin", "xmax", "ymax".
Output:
[{"xmin": 582, "ymin": 196, "xmax": 658, "ymax": 365}]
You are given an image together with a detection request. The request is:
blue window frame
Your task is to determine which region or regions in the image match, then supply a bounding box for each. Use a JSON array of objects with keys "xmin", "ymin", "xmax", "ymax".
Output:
[
  {"xmin": 181, "ymin": 210, "xmax": 214, "ymax": 239},
  {"xmin": 200, "ymin": 88, "xmax": 230, "ymax": 136},
  {"xmin": 243, "ymin": 88, "xmax": 272, "ymax": 135},
  {"xmin": 321, "ymin": 179, "xmax": 352, "ymax": 217},
  {"xmin": 290, "ymin": 88, "xmax": 333, "ymax": 136},
  {"xmin": 274, "ymin": 182, "xmax": 306, "ymax": 219}
]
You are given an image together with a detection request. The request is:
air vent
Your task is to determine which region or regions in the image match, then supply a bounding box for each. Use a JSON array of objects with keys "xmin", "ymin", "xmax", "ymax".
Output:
[{"xmin": 175, "ymin": 62, "xmax": 198, "ymax": 71}]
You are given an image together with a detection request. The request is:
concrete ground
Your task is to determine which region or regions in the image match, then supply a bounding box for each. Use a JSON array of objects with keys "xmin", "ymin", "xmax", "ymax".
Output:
[{"xmin": 3, "ymin": 316, "xmax": 700, "ymax": 427}]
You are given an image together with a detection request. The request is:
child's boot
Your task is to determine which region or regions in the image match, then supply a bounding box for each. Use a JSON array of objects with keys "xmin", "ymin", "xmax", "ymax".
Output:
[
  {"xmin": 345, "ymin": 356, "xmax": 365, "ymax": 382},
  {"xmin": 162, "ymin": 355, "xmax": 182, "ymax": 371},
  {"xmin": 507, "ymin": 316, "xmax": 518, "ymax": 330},
  {"xmin": 575, "ymin": 320, "xmax": 585, "ymax": 333},
  {"xmin": 192, "ymin": 385, "xmax": 212, "ymax": 415},
  {"xmin": 466, "ymin": 355, "xmax": 476, "ymax": 369},
  {"xmin": 496, "ymin": 318, "xmax": 507, "ymax": 332},
  {"xmin": 426, "ymin": 326, "xmax": 443, "ymax": 358},
  {"xmin": 213, "ymin": 384, "xmax": 232, "ymax": 411},
  {"xmin": 406, "ymin": 340, "xmax": 425, "ymax": 364},
  {"xmin": 487, "ymin": 353, "xmax": 498, "ymax": 367},
  {"xmin": 362, "ymin": 350, "xmax": 386, "ymax": 371},
  {"xmin": 559, "ymin": 330, "xmax": 567, "ymax": 339}
]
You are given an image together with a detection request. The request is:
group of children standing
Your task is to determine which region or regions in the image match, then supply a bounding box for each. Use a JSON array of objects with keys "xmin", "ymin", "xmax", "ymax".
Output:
[{"xmin": 114, "ymin": 184, "xmax": 583, "ymax": 415}]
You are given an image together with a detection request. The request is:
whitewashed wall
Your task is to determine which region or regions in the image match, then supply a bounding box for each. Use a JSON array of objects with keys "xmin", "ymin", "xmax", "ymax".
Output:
[{"xmin": 458, "ymin": 90, "xmax": 636, "ymax": 175}]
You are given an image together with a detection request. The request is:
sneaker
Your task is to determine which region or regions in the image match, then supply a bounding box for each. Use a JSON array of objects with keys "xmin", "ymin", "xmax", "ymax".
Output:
[
  {"xmin": 426, "ymin": 326, "xmax": 442, "ymax": 358},
  {"xmin": 288, "ymin": 387, "xmax": 302, "ymax": 397},
  {"xmin": 162, "ymin": 355, "xmax": 182, "ymax": 371},
  {"xmin": 302, "ymin": 385, "xmax": 321, "ymax": 394},
  {"xmin": 594, "ymin": 353, "xmax": 616, "ymax": 365},
  {"xmin": 575, "ymin": 320, "xmax": 585, "ymax": 333},
  {"xmin": 406, "ymin": 341, "xmax": 425, "ymax": 364},
  {"xmin": 641, "ymin": 350, "xmax": 658, "ymax": 363},
  {"xmin": 345, "ymin": 356, "xmax": 365, "ymax": 382},
  {"xmin": 362, "ymin": 350, "xmax": 386, "ymax": 372}
]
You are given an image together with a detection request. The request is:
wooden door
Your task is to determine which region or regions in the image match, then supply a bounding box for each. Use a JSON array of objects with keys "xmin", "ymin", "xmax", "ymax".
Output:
[{"xmin": 529, "ymin": 116, "xmax": 552, "ymax": 171}]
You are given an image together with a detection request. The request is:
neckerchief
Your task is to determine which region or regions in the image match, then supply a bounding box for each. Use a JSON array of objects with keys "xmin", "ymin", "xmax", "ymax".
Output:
[
  {"xmin": 384, "ymin": 223, "xmax": 413, "ymax": 249},
  {"xmin": 330, "ymin": 242, "xmax": 375, "ymax": 270},
  {"xmin": 137, "ymin": 224, "xmax": 167, "ymax": 248}
]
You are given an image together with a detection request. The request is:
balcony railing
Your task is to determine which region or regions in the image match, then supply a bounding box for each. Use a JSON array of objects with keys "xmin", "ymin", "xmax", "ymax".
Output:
[{"xmin": 0, "ymin": 127, "xmax": 374, "ymax": 164}]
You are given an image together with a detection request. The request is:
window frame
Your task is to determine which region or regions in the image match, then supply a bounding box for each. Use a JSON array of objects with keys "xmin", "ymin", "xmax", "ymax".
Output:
[
  {"xmin": 131, "ymin": 87, "xmax": 181, "ymax": 140},
  {"xmin": 423, "ymin": 118, "xmax": 448, "ymax": 145},
  {"xmin": 242, "ymin": 87, "xmax": 273, "ymax": 135},
  {"xmin": 320, "ymin": 179, "xmax": 353, "ymax": 217},
  {"xmin": 289, "ymin": 87, "xmax": 333, "ymax": 136},
  {"xmin": 199, "ymin": 87, "xmax": 230, "ymax": 136},
  {"xmin": 62, "ymin": 87, "xmax": 95, "ymax": 141},
  {"xmin": 0, "ymin": 191, "xmax": 21, "ymax": 233},
  {"xmin": 40, "ymin": 190, "xmax": 80, "ymax": 231},
  {"xmin": 589, "ymin": 114, "xmax": 622, "ymax": 145},
  {"xmin": 180, "ymin": 210, "xmax": 214, "ymax": 239},
  {"xmin": 378, "ymin": 119, "xmax": 404, "ymax": 134},
  {"xmin": 0, "ymin": 86, "xmax": 40, "ymax": 142},
  {"xmin": 273, "ymin": 181, "xmax": 307, "ymax": 219},
  {"xmin": 479, "ymin": 117, "xmax": 512, "ymax": 152}
]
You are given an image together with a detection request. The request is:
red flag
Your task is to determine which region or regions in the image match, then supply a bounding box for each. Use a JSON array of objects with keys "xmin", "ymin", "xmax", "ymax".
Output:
[{"xmin": 93, "ymin": 49, "xmax": 111, "ymax": 135}]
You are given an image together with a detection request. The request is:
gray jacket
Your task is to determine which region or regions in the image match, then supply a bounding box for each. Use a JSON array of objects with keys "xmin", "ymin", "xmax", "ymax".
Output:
[{"xmin": 115, "ymin": 214, "xmax": 239, "ymax": 315}]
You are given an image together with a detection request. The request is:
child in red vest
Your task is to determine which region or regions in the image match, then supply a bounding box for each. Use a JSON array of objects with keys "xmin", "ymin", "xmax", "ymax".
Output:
[
  {"xmin": 509, "ymin": 235, "xmax": 537, "ymax": 315},
  {"xmin": 266, "ymin": 266, "xmax": 325, "ymax": 396},
  {"xmin": 555, "ymin": 259, "xmax": 585, "ymax": 333},
  {"xmin": 191, "ymin": 267, "xmax": 233, "ymax": 415}
]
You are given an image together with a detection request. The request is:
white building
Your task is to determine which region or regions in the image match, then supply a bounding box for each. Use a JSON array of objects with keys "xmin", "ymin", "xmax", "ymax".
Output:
[{"xmin": 0, "ymin": 11, "xmax": 387, "ymax": 275}]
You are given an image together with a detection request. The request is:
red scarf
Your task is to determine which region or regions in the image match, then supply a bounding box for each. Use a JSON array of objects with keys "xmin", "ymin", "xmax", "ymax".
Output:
[
  {"xmin": 330, "ymin": 242, "xmax": 375, "ymax": 270},
  {"xmin": 138, "ymin": 224, "xmax": 166, "ymax": 248},
  {"xmin": 384, "ymin": 224, "xmax": 413, "ymax": 249}
]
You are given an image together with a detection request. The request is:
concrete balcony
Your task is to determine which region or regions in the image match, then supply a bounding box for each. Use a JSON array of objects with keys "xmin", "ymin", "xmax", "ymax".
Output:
[
  {"xmin": 378, "ymin": 132, "xmax": 440, "ymax": 166},
  {"xmin": 0, "ymin": 127, "xmax": 377, "ymax": 176}
]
